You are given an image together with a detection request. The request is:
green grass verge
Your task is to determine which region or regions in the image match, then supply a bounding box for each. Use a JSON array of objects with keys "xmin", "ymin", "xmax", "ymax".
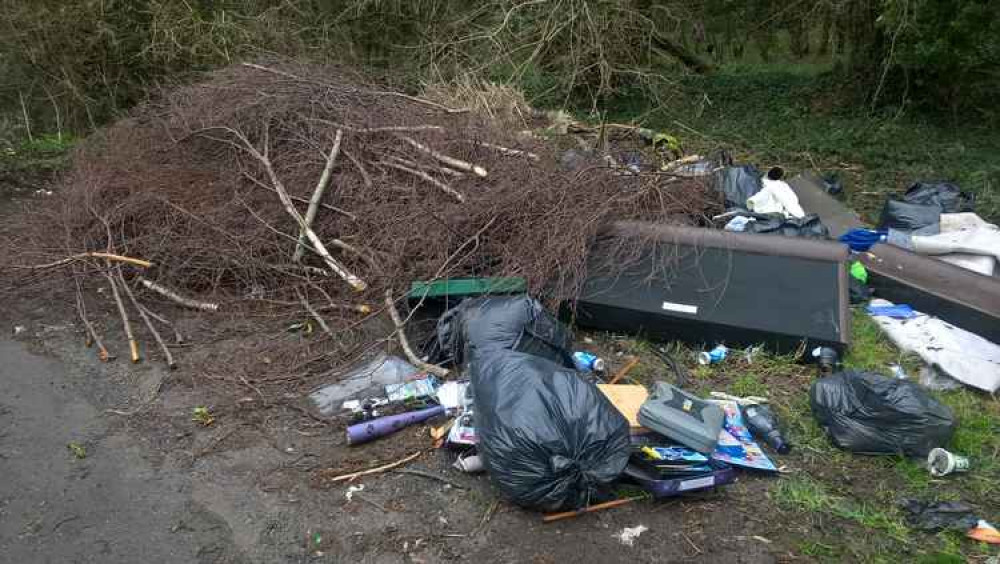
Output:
[{"xmin": 770, "ymin": 475, "xmax": 910, "ymax": 542}]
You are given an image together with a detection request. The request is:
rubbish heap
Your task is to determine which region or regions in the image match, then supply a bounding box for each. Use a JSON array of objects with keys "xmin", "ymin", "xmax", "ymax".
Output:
[{"xmin": 317, "ymin": 296, "xmax": 788, "ymax": 517}]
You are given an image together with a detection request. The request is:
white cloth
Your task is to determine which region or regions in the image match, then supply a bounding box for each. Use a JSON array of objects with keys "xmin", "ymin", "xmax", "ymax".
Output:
[
  {"xmin": 746, "ymin": 178, "xmax": 805, "ymax": 218},
  {"xmin": 913, "ymin": 213, "xmax": 999, "ymax": 276},
  {"xmin": 868, "ymin": 299, "xmax": 1000, "ymax": 393}
]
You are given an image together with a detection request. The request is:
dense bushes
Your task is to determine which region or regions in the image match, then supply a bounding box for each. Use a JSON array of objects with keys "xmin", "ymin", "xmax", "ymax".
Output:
[{"xmin": 1, "ymin": 0, "xmax": 996, "ymax": 135}]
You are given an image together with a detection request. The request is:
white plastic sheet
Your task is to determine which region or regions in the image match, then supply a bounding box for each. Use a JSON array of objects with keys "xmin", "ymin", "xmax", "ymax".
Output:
[{"xmin": 868, "ymin": 299, "xmax": 1000, "ymax": 393}]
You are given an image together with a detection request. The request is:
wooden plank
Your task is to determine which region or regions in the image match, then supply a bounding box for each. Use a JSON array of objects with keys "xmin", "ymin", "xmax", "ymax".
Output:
[{"xmin": 597, "ymin": 384, "xmax": 648, "ymax": 429}]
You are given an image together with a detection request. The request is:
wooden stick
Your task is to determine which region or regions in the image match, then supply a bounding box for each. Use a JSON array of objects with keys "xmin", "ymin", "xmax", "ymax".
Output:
[
  {"xmin": 106, "ymin": 272, "xmax": 140, "ymax": 363},
  {"xmin": 234, "ymin": 128, "xmax": 367, "ymax": 291},
  {"xmin": 393, "ymin": 468, "xmax": 466, "ymax": 489},
  {"xmin": 386, "ymin": 155, "xmax": 465, "ymax": 178},
  {"xmin": 382, "ymin": 160, "xmax": 464, "ymax": 203},
  {"xmin": 343, "ymin": 149, "xmax": 373, "ymax": 189},
  {"xmin": 246, "ymin": 175, "xmax": 357, "ymax": 220},
  {"xmin": 329, "ymin": 451, "xmax": 423, "ymax": 483},
  {"xmin": 399, "ymin": 136, "xmax": 487, "ymax": 177},
  {"xmin": 474, "ymin": 141, "xmax": 540, "ymax": 161},
  {"xmin": 296, "ymin": 288, "xmax": 333, "ymax": 337},
  {"xmin": 12, "ymin": 252, "xmax": 152, "ymax": 270},
  {"xmin": 76, "ymin": 288, "xmax": 114, "ymax": 361},
  {"xmin": 138, "ymin": 305, "xmax": 184, "ymax": 344},
  {"xmin": 138, "ymin": 277, "xmax": 219, "ymax": 312},
  {"xmin": 241, "ymin": 63, "xmax": 467, "ymax": 113},
  {"xmin": 384, "ymin": 290, "xmax": 449, "ymax": 378},
  {"xmin": 542, "ymin": 496, "xmax": 645, "ymax": 523},
  {"xmin": 660, "ymin": 154, "xmax": 703, "ymax": 170},
  {"xmin": 608, "ymin": 356, "xmax": 640, "ymax": 385},
  {"xmin": 293, "ymin": 129, "xmax": 343, "ymax": 263},
  {"xmin": 118, "ymin": 269, "xmax": 176, "ymax": 369},
  {"xmin": 355, "ymin": 125, "xmax": 445, "ymax": 134}
]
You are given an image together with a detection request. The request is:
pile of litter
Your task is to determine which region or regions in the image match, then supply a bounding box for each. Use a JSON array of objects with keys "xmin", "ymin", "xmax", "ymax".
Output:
[{"xmin": 2, "ymin": 60, "xmax": 720, "ymax": 392}]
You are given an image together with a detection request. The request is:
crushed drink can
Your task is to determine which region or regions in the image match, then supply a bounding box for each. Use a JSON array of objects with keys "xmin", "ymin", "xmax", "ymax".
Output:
[
  {"xmin": 697, "ymin": 345, "xmax": 728, "ymax": 365},
  {"xmin": 572, "ymin": 351, "xmax": 606, "ymax": 373}
]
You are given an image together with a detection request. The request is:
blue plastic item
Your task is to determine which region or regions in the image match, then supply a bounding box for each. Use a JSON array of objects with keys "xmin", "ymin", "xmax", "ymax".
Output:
[
  {"xmin": 839, "ymin": 228, "xmax": 887, "ymax": 252},
  {"xmin": 866, "ymin": 303, "xmax": 918, "ymax": 319}
]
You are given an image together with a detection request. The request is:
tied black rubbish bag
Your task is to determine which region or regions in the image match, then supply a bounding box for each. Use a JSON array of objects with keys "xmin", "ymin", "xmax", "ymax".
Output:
[
  {"xmin": 471, "ymin": 351, "xmax": 631, "ymax": 511},
  {"xmin": 426, "ymin": 296, "xmax": 573, "ymax": 367},
  {"xmin": 810, "ymin": 371, "xmax": 955, "ymax": 456}
]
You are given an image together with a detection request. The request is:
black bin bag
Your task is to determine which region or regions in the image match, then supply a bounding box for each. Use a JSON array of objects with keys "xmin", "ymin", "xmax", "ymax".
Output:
[
  {"xmin": 471, "ymin": 351, "xmax": 631, "ymax": 511},
  {"xmin": 810, "ymin": 371, "xmax": 955, "ymax": 456},
  {"xmin": 903, "ymin": 182, "xmax": 974, "ymax": 213},
  {"xmin": 427, "ymin": 295, "xmax": 573, "ymax": 367},
  {"xmin": 713, "ymin": 164, "xmax": 762, "ymax": 209}
]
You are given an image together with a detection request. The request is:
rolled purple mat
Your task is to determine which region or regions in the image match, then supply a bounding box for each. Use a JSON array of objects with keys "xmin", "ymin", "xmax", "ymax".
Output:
[{"xmin": 346, "ymin": 405, "xmax": 446, "ymax": 445}]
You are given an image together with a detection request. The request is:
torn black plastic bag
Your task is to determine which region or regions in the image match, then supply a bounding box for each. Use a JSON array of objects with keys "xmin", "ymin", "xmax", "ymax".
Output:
[
  {"xmin": 903, "ymin": 182, "xmax": 974, "ymax": 213},
  {"xmin": 713, "ymin": 165, "xmax": 762, "ymax": 209},
  {"xmin": 743, "ymin": 213, "xmax": 830, "ymax": 239},
  {"xmin": 878, "ymin": 199, "xmax": 941, "ymax": 234},
  {"xmin": 810, "ymin": 371, "xmax": 955, "ymax": 456},
  {"xmin": 471, "ymin": 351, "xmax": 631, "ymax": 511},
  {"xmin": 426, "ymin": 295, "xmax": 573, "ymax": 367}
]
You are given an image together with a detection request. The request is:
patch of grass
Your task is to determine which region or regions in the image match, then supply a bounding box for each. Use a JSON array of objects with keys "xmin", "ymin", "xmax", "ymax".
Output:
[
  {"xmin": 935, "ymin": 388, "xmax": 1000, "ymax": 500},
  {"xmin": 842, "ymin": 311, "xmax": 899, "ymax": 372},
  {"xmin": 798, "ymin": 540, "xmax": 838, "ymax": 558},
  {"xmin": 729, "ymin": 373, "xmax": 769, "ymax": 398},
  {"xmin": 1, "ymin": 131, "xmax": 75, "ymax": 175},
  {"xmin": 894, "ymin": 457, "xmax": 934, "ymax": 493},
  {"xmin": 771, "ymin": 476, "xmax": 910, "ymax": 542}
]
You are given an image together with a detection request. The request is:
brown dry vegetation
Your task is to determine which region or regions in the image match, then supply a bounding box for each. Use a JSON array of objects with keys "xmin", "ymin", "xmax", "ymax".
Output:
[{"xmin": 1, "ymin": 60, "xmax": 720, "ymax": 399}]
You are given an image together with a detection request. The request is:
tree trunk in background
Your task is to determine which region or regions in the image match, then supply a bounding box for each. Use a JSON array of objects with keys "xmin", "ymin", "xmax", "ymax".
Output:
[
  {"xmin": 788, "ymin": 19, "xmax": 810, "ymax": 59},
  {"xmin": 845, "ymin": 0, "xmax": 886, "ymax": 74}
]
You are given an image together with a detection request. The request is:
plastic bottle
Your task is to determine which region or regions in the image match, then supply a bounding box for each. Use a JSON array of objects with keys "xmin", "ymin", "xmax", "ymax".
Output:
[
  {"xmin": 741, "ymin": 403, "xmax": 791, "ymax": 454},
  {"xmin": 812, "ymin": 346, "xmax": 840, "ymax": 375}
]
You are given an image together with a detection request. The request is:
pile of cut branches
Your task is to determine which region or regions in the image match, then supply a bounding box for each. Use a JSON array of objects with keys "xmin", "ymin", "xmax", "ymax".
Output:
[{"xmin": 2, "ymin": 60, "xmax": 720, "ymax": 398}]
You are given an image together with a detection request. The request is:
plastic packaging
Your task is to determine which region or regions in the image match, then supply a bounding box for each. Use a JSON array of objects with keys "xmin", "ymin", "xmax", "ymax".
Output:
[
  {"xmin": 309, "ymin": 355, "xmax": 421, "ymax": 415},
  {"xmin": 810, "ymin": 371, "xmax": 955, "ymax": 456},
  {"xmin": 899, "ymin": 499, "xmax": 979, "ymax": 532},
  {"xmin": 385, "ymin": 376, "xmax": 439, "ymax": 403},
  {"xmin": 472, "ymin": 351, "xmax": 631, "ymax": 511},
  {"xmin": 623, "ymin": 461, "xmax": 735, "ymax": 498},
  {"xmin": 638, "ymin": 382, "xmax": 725, "ymax": 453},
  {"xmin": 741, "ymin": 403, "xmax": 791, "ymax": 454}
]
